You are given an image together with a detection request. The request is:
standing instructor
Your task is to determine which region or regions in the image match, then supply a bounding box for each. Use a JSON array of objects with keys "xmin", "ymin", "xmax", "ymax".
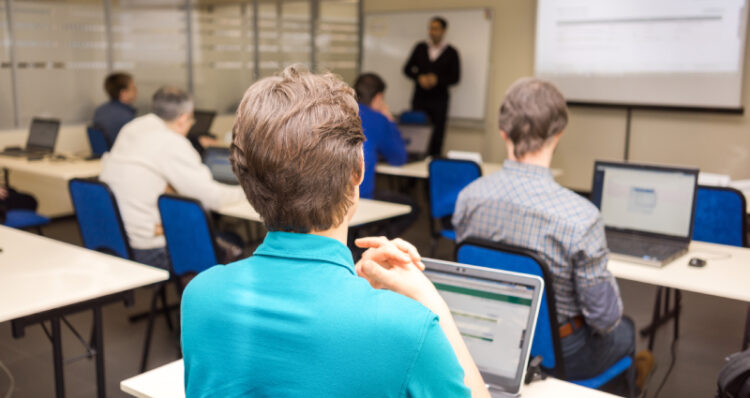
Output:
[{"xmin": 403, "ymin": 16, "xmax": 460, "ymax": 157}]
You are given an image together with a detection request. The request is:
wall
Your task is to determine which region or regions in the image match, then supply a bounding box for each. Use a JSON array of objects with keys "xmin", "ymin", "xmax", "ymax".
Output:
[{"xmin": 363, "ymin": 0, "xmax": 750, "ymax": 191}]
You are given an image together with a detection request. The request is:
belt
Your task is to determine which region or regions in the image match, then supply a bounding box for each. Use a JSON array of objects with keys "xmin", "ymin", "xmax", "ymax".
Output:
[{"xmin": 559, "ymin": 316, "xmax": 584, "ymax": 339}]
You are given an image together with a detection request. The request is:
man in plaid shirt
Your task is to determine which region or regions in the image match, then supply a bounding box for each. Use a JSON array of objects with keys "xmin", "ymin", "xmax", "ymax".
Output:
[{"xmin": 453, "ymin": 78, "xmax": 635, "ymax": 383}]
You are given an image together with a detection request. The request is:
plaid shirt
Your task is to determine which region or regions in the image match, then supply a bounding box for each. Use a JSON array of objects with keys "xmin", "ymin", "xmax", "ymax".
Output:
[{"xmin": 453, "ymin": 160, "xmax": 623, "ymax": 333}]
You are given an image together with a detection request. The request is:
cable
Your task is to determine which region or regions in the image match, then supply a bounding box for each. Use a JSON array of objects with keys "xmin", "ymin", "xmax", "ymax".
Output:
[
  {"xmin": 691, "ymin": 249, "xmax": 732, "ymax": 261},
  {"xmin": 0, "ymin": 359, "xmax": 14, "ymax": 398},
  {"xmin": 652, "ymin": 338, "xmax": 678, "ymax": 398}
]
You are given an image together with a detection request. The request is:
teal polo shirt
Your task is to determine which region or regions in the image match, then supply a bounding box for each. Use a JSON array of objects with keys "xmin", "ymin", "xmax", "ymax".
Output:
[{"xmin": 181, "ymin": 231, "xmax": 470, "ymax": 397}]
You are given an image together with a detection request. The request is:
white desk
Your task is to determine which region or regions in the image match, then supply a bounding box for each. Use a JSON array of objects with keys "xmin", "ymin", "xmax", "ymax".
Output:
[
  {"xmin": 0, "ymin": 156, "xmax": 101, "ymax": 181},
  {"xmin": 121, "ymin": 359, "xmax": 616, "ymax": 398},
  {"xmin": 0, "ymin": 226, "xmax": 169, "ymax": 398},
  {"xmin": 376, "ymin": 158, "xmax": 563, "ymax": 179},
  {"xmin": 0, "ymin": 156, "xmax": 102, "ymax": 216},
  {"xmin": 608, "ymin": 241, "xmax": 750, "ymax": 303},
  {"xmin": 216, "ymin": 198, "xmax": 412, "ymax": 228}
]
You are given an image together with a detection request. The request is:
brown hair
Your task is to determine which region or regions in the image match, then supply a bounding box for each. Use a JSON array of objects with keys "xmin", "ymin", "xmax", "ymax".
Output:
[
  {"xmin": 230, "ymin": 65, "xmax": 365, "ymax": 233},
  {"xmin": 104, "ymin": 72, "xmax": 132, "ymax": 101},
  {"xmin": 498, "ymin": 77, "xmax": 568, "ymax": 159}
]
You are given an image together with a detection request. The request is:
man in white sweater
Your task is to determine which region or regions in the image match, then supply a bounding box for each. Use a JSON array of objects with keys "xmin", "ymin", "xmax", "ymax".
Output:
[{"xmin": 100, "ymin": 86, "xmax": 245, "ymax": 269}]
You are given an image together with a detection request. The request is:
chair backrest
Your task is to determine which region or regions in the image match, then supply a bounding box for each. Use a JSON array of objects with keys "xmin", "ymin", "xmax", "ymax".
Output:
[
  {"xmin": 399, "ymin": 110, "xmax": 429, "ymax": 125},
  {"xmin": 87, "ymin": 126, "xmax": 111, "ymax": 156},
  {"xmin": 428, "ymin": 158, "xmax": 482, "ymax": 220},
  {"xmin": 456, "ymin": 237, "xmax": 565, "ymax": 376},
  {"xmin": 692, "ymin": 185, "xmax": 747, "ymax": 247},
  {"xmin": 158, "ymin": 194, "xmax": 219, "ymax": 276},
  {"xmin": 68, "ymin": 178, "xmax": 132, "ymax": 259}
]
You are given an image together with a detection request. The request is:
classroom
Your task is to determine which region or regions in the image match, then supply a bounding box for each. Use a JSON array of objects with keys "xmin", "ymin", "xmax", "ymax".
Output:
[{"xmin": 1, "ymin": 0, "xmax": 749, "ymax": 397}]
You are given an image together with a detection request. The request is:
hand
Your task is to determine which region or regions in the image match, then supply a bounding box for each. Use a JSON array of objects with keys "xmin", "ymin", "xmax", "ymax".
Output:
[
  {"xmin": 199, "ymin": 135, "xmax": 219, "ymax": 148},
  {"xmin": 356, "ymin": 258, "xmax": 440, "ymax": 307},
  {"xmin": 426, "ymin": 73, "xmax": 438, "ymax": 88},
  {"xmin": 355, "ymin": 236, "xmax": 424, "ymax": 271},
  {"xmin": 0, "ymin": 186, "xmax": 7, "ymax": 200},
  {"xmin": 417, "ymin": 74, "xmax": 432, "ymax": 90}
]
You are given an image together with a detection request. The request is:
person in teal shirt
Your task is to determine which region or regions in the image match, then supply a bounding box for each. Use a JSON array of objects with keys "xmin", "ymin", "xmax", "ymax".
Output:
[{"xmin": 180, "ymin": 65, "xmax": 490, "ymax": 398}]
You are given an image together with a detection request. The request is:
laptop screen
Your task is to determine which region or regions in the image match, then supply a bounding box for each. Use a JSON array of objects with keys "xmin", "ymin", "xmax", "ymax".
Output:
[
  {"xmin": 188, "ymin": 110, "xmax": 216, "ymax": 137},
  {"xmin": 27, "ymin": 118, "xmax": 60, "ymax": 152},
  {"xmin": 424, "ymin": 263, "xmax": 540, "ymax": 391},
  {"xmin": 203, "ymin": 147, "xmax": 238, "ymax": 185},
  {"xmin": 591, "ymin": 161, "xmax": 698, "ymax": 239}
]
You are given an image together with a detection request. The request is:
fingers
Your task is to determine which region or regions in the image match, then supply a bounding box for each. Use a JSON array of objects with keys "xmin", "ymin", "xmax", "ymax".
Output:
[
  {"xmin": 392, "ymin": 238, "xmax": 424, "ymax": 270},
  {"xmin": 355, "ymin": 236, "xmax": 388, "ymax": 249},
  {"xmin": 358, "ymin": 259, "xmax": 389, "ymax": 289}
]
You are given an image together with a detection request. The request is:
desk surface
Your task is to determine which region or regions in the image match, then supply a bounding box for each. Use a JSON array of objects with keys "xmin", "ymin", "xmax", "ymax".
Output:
[
  {"xmin": 0, "ymin": 226, "xmax": 169, "ymax": 323},
  {"xmin": 216, "ymin": 198, "xmax": 412, "ymax": 227},
  {"xmin": 608, "ymin": 240, "xmax": 750, "ymax": 303},
  {"xmin": 376, "ymin": 158, "xmax": 563, "ymax": 179},
  {"xmin": 0, "ymin": 155, "xmax": 101, "ymax": 180},
  {"xmin": 121, "ymin": 359, "xmax": 616, "ymax": 398}
]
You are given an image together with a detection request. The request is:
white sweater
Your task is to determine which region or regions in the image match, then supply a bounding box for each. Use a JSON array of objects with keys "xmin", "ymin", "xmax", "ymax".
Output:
[{"xmin": 100, "ymin": 114, "xmax": 245, "ymax": 249}]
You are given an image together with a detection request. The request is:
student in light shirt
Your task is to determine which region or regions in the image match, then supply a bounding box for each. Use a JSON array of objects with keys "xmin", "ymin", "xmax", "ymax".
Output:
[
  {"xmin": 100, "ymin": 87, "xmax": 245, "ymax": 269},
  {"xmin": 181, "ymin": 65, "xmax": 490, "ymax": 398}
]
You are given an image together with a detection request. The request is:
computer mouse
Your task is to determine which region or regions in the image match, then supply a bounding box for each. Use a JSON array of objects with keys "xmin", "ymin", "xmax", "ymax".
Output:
[{"xmin": 688, "ymin": 257, "xmax": 706, "ymax": 267}]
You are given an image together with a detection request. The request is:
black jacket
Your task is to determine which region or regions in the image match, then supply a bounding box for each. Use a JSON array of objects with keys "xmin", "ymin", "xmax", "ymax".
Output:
[{"xmin": 403, "ymin": 41, "xmax": 460, "ymax": 104}]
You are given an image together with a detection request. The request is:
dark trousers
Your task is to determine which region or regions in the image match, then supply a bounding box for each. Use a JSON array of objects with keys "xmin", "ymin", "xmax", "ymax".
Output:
[
  {"xmin": 413, "ymin": 98, "xmax": 448, "ymax": 157},
  {"xmin": 561, "ymin": 315, "xmax": 636, "ymax": 395},
  {"xmin": 0, "ymin": 187, "xmax": 38, "ymax": 224}
]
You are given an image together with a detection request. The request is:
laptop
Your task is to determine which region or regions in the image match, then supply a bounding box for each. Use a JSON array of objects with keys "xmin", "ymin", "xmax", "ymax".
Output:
[
  {"xmin": 203, "ymin": 147, "xmax": 238, "ymax": 185},
  {"xmin": 423, "ymin": 258, "xmax": 543, "ymax": 397},
  {"xmin": 591, "ymin": 160, "xmax": 699, "ymax": 267},
  {"xmin": 398, "ymin": 124, "xmax": 432, "ymax": 161},
  {"xmin": 187, "ymin": 110, "xmax": 217, "ymax": 138},
  {"xmin": 1, "ymin": 118, "xmax": 60, "ymax": 157}
]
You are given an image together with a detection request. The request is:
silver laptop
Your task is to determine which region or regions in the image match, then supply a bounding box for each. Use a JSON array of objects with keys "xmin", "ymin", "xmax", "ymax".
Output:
[
  {"xmin": 591, "ymin": 161, "xmax": 699, "ymax": 267},
  {"xmin": 423, "ymin": 258, "xmax": 543, "ymax": 397},
  {"xmin": 398, "ymin": 124, "xmax": 432, "ymax": 161}
]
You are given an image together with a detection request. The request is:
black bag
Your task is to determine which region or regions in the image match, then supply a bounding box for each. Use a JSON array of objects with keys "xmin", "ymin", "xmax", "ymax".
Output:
[{"xmin": 717, "ymin": 349, "xmax": 750, "ymax": 398}]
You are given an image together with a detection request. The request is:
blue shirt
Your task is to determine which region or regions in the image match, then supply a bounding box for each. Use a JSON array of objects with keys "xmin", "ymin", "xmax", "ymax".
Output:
[
  {"xmin": 453, "ymin": 160, "xmax": 623, "ymax": 333},
  {"xmin": 181, "ymin": 231, "xmax": 469, "ymax": 398},
  {"xmin": 92, "ymin": 100, "xmax": 136, "ymax": 144},
  {"xmin": 359, "ymin": 104, "xmax": 407, "ymax": 198}
]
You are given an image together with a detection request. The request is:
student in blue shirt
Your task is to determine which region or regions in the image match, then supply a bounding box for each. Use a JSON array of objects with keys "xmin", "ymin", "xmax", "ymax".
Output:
[
  {"xmin": 92, "ymin": 72, "xmax": 137, "ymax": 144},
  {"xmin": 354, "ymin": 73, "xmax": 407, "ymax": 199},
  {"xmin": 354, "ymin": 73, "xmax": 418, "ymax": 238},
  {"xmin": 181, "ymin": 65, "xmax": 490, "ymax": 398}
]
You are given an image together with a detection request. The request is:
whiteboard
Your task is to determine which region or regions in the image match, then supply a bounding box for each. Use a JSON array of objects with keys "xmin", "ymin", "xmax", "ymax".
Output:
[{"xmin": 363, "ymin": 9, "xmax": 493, "ymax": 121}]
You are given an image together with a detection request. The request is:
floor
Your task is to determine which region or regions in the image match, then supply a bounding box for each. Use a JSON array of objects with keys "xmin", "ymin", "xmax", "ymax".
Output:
[{"xmin": 0, "ymin": 177, "xmax": 746, "ymax": 398}]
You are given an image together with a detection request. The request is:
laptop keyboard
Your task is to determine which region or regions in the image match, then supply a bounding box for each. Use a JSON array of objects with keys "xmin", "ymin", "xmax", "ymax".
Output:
[{"xmin": 606, "ymin": 231, "xmax": 686, "ymax": 260}]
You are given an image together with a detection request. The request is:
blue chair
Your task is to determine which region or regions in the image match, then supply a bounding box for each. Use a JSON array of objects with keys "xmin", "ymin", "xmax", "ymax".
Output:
[
  {"xmin": 3, "ymin": 209, "xmax": 50, "ymax": 234},
  {"xmin": 68, "ymin": 178, "xmax": 132, "ymax": 258},
  {"xmin": 427, "ymin": 158, "xmax": 482, "ymax": 256},
  {"xmin": 456, "ymin": 238, "xmax": 634, "ymax": 394},
  {"xmin": 693, "ymin": 185, "xmax": 746, "ymax": 247},
  {"xmin": 140, "ymin": 194, "xmax": 221, "ymax": 371},
  {"xmin": 399, "ymin": 110, "xmax": 429, "ymax": 125},
  {"xmin": 691, "ymin": 185, "xmax": 748, "ymax": 350},
  {"xmin": 87, "ymin": 126, "xmax": 112, "ymax": 157}
]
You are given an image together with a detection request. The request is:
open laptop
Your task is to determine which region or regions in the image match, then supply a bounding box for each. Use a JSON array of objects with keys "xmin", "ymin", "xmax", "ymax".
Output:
[
  {"xmin": 188, "ymin": 110, "xmax": 217, "ymax": 137},
  {"xmin": 591, "ymin": 160, "xmax": 699, "ymax": 267},
  {"xmin": 203, "ymin": 147, "xmax": 238, "ymax": 185},
  {"xmin": 398, "ymin": 124, "xmax": 432, "ymax": 161},
  {"xmin": 1, "ymin": 118, "xmax": 60, "ymax": 157},
  {"xmin": 423, "ymin": 258, "xmax": 543, "ymax": 397}
]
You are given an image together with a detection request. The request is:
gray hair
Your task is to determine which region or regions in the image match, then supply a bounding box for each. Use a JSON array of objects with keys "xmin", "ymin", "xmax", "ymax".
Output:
[
  {"xmin": 498, "ymin": 77, "xmax": 568, "ymax": 159},
  {"xmin": 152, "ymin": 86, "xmax": 193, "ymax": 122}
]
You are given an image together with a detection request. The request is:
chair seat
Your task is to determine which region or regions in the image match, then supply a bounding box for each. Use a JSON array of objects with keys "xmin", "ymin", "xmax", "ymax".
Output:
[
  {"xmin": 569, "ymin": 356, "xmax": 633, "ymax": 389},
  {"xmin": 440, "ymin": 229, "xmax": 456, "ymax": 240},
  {"xmin": 4, "ymin": 209, "xmax": 51, "ymax": 229}
]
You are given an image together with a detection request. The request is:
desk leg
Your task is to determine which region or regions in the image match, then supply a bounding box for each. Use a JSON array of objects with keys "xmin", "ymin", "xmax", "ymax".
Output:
[
  {"xmin": 640, "ymin": 287, "xmax": 681, "ymax": 350},
  {"xmin": 92, "ymin": 306, "xmax": 106, "ymax": 398},
  {"xmin": 51, "ymin": 317, "xmax": 66, "ymax": 398}
]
